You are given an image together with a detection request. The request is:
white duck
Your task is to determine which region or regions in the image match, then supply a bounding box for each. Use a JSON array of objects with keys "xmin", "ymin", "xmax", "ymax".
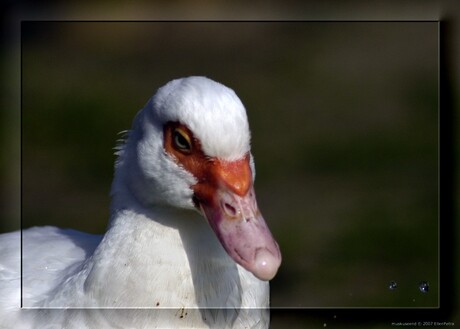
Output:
[{"xmin": 0, "ymin": 76, "xmax": 281, "ymax": 329}]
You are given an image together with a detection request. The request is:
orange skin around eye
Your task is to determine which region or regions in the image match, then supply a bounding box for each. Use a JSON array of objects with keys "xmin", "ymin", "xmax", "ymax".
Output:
[
  {"xmin": 163, "ymin": 121, "xmax": 281, "ymax": 281},
  {"xmin": 163, "ymin": 121, "xmax": 252, "ymax": 207}
]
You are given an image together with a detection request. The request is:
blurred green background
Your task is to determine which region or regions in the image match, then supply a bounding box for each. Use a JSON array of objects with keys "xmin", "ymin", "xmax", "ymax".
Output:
[{"xmin": 19, "ymin": 21, "xmax": 438, "ymax": 319}]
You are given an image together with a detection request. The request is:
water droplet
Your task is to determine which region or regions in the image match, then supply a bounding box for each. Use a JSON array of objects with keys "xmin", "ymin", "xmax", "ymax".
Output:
[
  {"xmin": 388, "ymin": 281, "xmax": 397, "ymax": 290},
  {"xmin": 323, "ymin": 323, "xmax": 327, "ymax": 327},
  {"xmin": 419, "ymin": 281, "xmax": 429, "ymax": 293},
  {"xmin": 333, "ymin": 315, "xmax": 337, "ymax": 319}
]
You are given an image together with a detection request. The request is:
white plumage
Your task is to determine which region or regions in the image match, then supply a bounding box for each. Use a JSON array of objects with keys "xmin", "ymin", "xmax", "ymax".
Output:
[{"xmin": 0, "ymin": 76, "xmax": 281, "ymax": 329}]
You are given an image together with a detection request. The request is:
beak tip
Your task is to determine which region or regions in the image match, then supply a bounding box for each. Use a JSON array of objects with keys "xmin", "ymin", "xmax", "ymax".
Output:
[{"xmin": 252, "ymin": 248, "xmax": 282, "ymax": 281}]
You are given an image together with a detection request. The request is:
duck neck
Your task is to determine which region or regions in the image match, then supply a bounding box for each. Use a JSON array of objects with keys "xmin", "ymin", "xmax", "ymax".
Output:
[{"xmin": 83, "ymin": 187, "xmax": 243, "ymax": 309}]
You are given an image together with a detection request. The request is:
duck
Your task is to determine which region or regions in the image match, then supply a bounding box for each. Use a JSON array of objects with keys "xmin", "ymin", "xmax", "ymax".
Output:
[{"xmin": 0, "ymin": 76, "xmax": 282, "ymax": 329}]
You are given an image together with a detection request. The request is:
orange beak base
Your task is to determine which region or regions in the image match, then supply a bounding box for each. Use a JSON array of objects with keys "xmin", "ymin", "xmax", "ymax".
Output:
[
  {"xmin": 163, "ymin": 122, "xmax": 281, "ymax": 281},
  {"xmin": 192, "ymin": 156, "xmax": 282, "ymax": 281}
]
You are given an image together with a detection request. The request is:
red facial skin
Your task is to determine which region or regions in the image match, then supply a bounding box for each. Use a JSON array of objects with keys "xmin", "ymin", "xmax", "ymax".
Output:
[{"xmin": 163, "ymin": 122, "xmax": 281, "ymax": 281}]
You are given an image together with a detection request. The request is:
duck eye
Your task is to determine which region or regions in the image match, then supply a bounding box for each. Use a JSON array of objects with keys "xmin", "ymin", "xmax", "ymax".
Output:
[{"xmin": 173, "ymin": 128, "xmax": 192, "ymax": 153}]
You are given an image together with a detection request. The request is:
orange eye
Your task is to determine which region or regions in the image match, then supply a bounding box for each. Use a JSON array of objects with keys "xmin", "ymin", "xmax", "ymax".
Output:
[{"xmin": 173, "ymin": 128, "xmax": 192, "ymax": 154}]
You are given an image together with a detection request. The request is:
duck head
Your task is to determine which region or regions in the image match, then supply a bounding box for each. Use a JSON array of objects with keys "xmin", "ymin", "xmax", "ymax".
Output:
[{"xmin": 114, "ymin": 76, "xmax": 281, "ymax": 281}]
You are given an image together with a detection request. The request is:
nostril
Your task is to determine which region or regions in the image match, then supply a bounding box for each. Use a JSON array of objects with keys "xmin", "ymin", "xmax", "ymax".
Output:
[{"xmin": 223, "ymin": 202, "xmax": 238, "ymax": 217}]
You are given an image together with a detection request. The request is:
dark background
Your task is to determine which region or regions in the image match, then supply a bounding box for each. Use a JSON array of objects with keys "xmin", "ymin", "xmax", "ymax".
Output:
[
  {"xmin": 2, "ymin": 2, "xmax": 457, "ymax": 327},
  {"xmin": 21, "ymin": 21, "xmax": 438, "ymax": 308}
]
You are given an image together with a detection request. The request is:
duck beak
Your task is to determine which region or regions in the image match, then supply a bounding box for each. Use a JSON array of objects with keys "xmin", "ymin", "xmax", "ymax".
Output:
[{"xmin": 192, "ymin": 156, "xmax": 282, "ymax": 281}]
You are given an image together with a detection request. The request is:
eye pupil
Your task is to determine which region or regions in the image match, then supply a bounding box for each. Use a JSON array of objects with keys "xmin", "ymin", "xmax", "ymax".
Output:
[{"xmin": 173, "ymin": 130, "xmax": 191, "ymax": 152}]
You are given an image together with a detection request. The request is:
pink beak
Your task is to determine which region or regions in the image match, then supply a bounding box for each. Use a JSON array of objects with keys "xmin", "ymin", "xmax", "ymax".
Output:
[{"xmin": 193, "ymin": 156, "xmax": 282, "ymax": 281}]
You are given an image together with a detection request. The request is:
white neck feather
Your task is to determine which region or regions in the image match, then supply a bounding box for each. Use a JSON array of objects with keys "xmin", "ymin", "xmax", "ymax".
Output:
[
  {"xmin": 39, "ymin": 180, "xmax": 268, "ymax": 328},
  {"xmin": 85, "ymin": 194, "xmax": 243, "ymax": 309}
]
